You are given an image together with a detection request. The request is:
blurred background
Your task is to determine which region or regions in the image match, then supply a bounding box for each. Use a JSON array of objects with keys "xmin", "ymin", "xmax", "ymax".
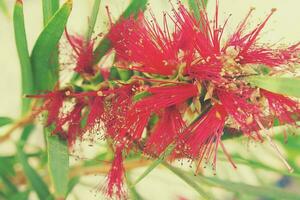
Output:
[{"xmin": 0, "ymin": 0, "xmax": 300, "ymax": 199}]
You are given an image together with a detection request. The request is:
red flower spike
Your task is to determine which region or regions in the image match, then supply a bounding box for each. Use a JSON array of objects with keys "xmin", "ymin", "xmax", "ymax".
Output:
[
  {"xmin": 118, "ymin": 109, "xmax": 151, "ymax": 145},
  {"xmin": 179, "ymin": 2, "xmax": 299, "ymax": 84},
  {"xmin": 54, "ymin": 100, "xmax": 85, "ymax": 147},
  {"xmin": 109, "ymin": 12, "xmax": 183, "ymax": 76},
  {"xmin": 175, "ymin": 104, "xmax": 227, "ymax": 171},
  {"xmin": 134, "ymin": 84, "xmax": 199, "ymax": 112},
  {"xmin": 105, "ymin": 146, "xmax": 127, "ymax": 200},
  {"xmin": 65, "ymin": 29, "xmax": 94, "ymax": 75},
  {"xmin": 102, "ymin": 86, "xmax": 133, "ymax": 138},
  {"xmin": 27, "ymin": 90, "xmax": 67, "ymax": 126},
  {"xmin": 262, "ymin": 90, "xmax": 300, "ymax": 125},
  {"xmin": 217, "ymin": 89, "xmax": 263, "ymax": 140},
  {"xmin": 84, "ymin": 96, "xmax": 105, "ymax": 134},
  {"xmin": 144, "ymin": 107, "xmax": 186, "ymax": 156}
]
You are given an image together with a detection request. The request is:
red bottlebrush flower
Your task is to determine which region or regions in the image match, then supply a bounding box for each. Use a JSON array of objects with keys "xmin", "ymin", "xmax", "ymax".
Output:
[
  {"xmin": 173, "ymin": 2, "xmax": 299, "ymax": 83},
  {"xmin": 28, "ymin": 90, "xmax": 67, "ymax": 126},
  {"xmin": 217, "ymin": 89, "xmax": 263, "ymax": 139},
  {"xmin": 54, "ymin": 100, "xmax": 85, "ymax": 146},
  {"xmin": 108, "ymin": 12, "xmax": 186, "ymax": 76},
  {"xmin": 134, "ymin": 84, "xmax": 199, "ymax": 112},
  {"xmin": 113, "ymin": 84, "xmax": 198, "ymax": 145},
  {"xmin": 65, "ymin": 29, "xmax": 94, "ymax": 75},
  {"xmin": 144, "ymin": 107, "xmax": 186, "ymax": 156},
  {"xmin": 102, "ymin": 85, "xmax": 136, "ymax": 139},
  {"xmin": 105, "ymin": 146, "xmax": 126, "ymax": 200},
  {"xmin": 118, "ymin": 108, "xmax": 151, "ymax": 144},
  {"xmin": 261, "ymin": 90, "xmax": 300, "ymax": 125},
  {"xmin": 84, "ymin": 96, "xmax": 104, "ymax": 134},
  {"xmin": 175, "ymin": 104, "xmax": 227, "ymax": 170}
]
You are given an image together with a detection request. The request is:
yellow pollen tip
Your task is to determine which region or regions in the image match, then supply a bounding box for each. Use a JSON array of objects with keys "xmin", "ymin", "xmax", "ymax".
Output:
[
  {"xmin": 97, "ymin": 91, "xmax": 104, "ymax": 96},
  {"xmin": 215, "ymin": 111, "xmax": 221, "ymax": 120},
  {"xmin": 65, "ymin": 91, "xmax": 71, "ymax": 96},
  {"xmin": 271, "ymin": 8, "xmax": 277, "ymax": 12}
]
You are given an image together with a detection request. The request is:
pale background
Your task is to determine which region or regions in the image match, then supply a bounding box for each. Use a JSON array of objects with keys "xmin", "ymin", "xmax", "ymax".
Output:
[{"xmin": 1, "ymin": 0, "xmax": 300, "ymax": 199}]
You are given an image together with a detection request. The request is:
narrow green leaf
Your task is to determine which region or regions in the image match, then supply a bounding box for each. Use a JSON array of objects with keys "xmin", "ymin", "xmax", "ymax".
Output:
[
  {"xmin": 42, "ymin": 0, "xmax": 60, "ymax": 81},
  {"xmin": 0, "ymin": 0, "xmax": 9, "ymax": 17},
  {"xmin": 220, "ymin": 154, "xmax": 300, "ymax": 180},
  {"xmin": 66, "ymin": 176, "xmax": 80, "ymax": 196},
  {"xmin": 247, "ymin": 75, "xmax": 300, "ymax": 98},
  {"xmin": 13, "ymin": 0, "xmax": 35, "ymax": 115},
  {"xmin": 188, "ymin": 0, "xmax": 208, "ymax": 21},
  {"xmin": 42, "ymin": 0, "xmax": 60, "ymax": 25},
  {"xmin": 31, "ymin": 0, "xmax": 72, "ymax": 91},
  {"xmin": 0, "ymin": 156, "xmax": 16, "ymax": 177},
  {"xmin": 126, "ymin": 173, "xmax": 144, "ymax": 200},
  {"xmin": 93, "ymin": 38, "xmax": 111, "ymax": 65},
  {"xmin": 19, "ymin": 124, "xmax": 35, "ymax": 149},
  {"xmin": 0, "ymin": 175, "xmax": 18, "ymax": 194},
  {"xmin": 118, "ymin": 69, "xmax": 133, "ymax": 81},
  {"xmin": 162, "ymin": 162, "xmax": 213, "ymax": 200},
  {"xmin": 131, "ymin": 145, "xmax": 174, "ymax": 186},
  {"xmin": 0, "ymin": 117, "xmax": 13, "ymax": 127},
  {"xmin": 86, "ymin": 0, "xmax": 101, "ymax": 40},
  {"xmin": 121, "ymin": 0, "xmax": 147, "ymax": 19},
  {"xmin": 9, "ymin": 191, "xmax": 30, "ymax": 200},
  {"xmin": 17, "ymin": 145, "xmax": 52, "ymax": 200},
  {"xmin": 47, "ymin": 134, "xmax": 69, "ymax": 198},
  {"xmin": 198, "ymin": 176, "xmax": 300, "ymax": 200},
  {"xmin": 93, "ymin": 0, "xmax": 148, "ymax": 64}
]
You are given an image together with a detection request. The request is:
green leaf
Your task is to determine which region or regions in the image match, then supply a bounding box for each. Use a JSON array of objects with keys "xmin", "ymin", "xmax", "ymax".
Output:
[
  {"xmin": 188, "ymin": 0, "xmax": 208, "ymax": 21},
  {"xmin": 19, "ymin": 124, "xmax": 35, "ymax": 149},
  {"xmin": 121, "ymin": 0, "xmax": 147, "ymax": 19},
  {"xmin": 247, "ymin": 75, "xmax": 300, "ymax": 98},
  {"xmin": 118, "ymin": 69, "xmax": 133, "ymax": 81},
  {"xmin": 17, "ymin": 145, "xmax": 52, "ymax": 200},
  {"xmin": 66, "ymin": 176, "xmax": 80, "ymax": 196},
  {"xmin": 0, "ymin": 175, "xmax": 18, "ymax": 194},
  {"xmin": 42, "ymin": 0, "xmax": 60, "ymax": 81},
  {"xmin": 31, "ymin": 0, "xmax": 72, "ymax": 91},
  {"xmin": 0, "ymin": 156, "xmax": 16, "ymax": 177},
  {"xmin": 42, "ymin": 0, "xmax": 60, "ymax": 25},
  {"xmin": 126, "ymin": 173, "xmax": 144, "ymax": 200},
  {"xmin": 0, "ymin": 117, "xmax": 13, "ymax": 127},
  {"xmin": 0, "ymin": 0, "xmax": 9, "ymax": 17},
  {"xmin": 162, "ymin": 162, "xmax": 213, "ymax": 200},
  {"xmin": 220, "ymin": 154, "xmax": 300, "ymax": 180},
  {"xmin": 13, "ymin": 0, "xmax": 35, "ymax": 115},
  {"xmin": 47, "ymin": 134, "xmax": 69, "ymax": 198},
  {"xmin": 93, "ymin": 0, "xmax": 148, "ymax": 64},
  {"xmin": 131, "ymin": 145, "xmax": 174, "ymax": 187},
  {"xmin": 86, "ymin": 0, "xmax": 101, "ymax": 40},
  {"xmin": 9, "ymin": 191, "xmax": 30, "ymax": 200},
  {"xmin": 198, "ymin": 176, "xmax": 300, "ymax": 200}
]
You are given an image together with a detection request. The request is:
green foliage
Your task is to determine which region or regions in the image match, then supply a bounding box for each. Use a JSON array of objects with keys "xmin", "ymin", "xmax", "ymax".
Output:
[
  {"xmin": 42, "ymin": 0, "xmax": 60, "ymax": 25},
  {"xmin": 86, "ymin": 0, "xmax": 101, "ymax": 40},
  {"xmin": 188, "ymin": 0, "xmax": 208, "ymax": 20},
  {"xmin": 13, "ymin": 0, "xmax": 34, "ymax": 115},
  {"xmin": 247, "ymin": 75, "xmax": 300, "ymax": 98},
  {"xmin": 47, "ymin": 134, "xmax": 69, "ymax": 198},
  {"xmin": 0, "ymin": 0, "xmax": 9, "ymax": 17},
  {"xmin": 31, "ymin": 0, "xmax": 72, "ymax": 91},
  {"xmin": 0, "ymin": 117, "xmax": 13, "ymax": 127},
  {"xmin": 132, "ymin": 145, "xmax": 175, "ymax": 186},
  {"xmin": 17, "ymin": 145, "xmax": 52, "ymax": 200}
]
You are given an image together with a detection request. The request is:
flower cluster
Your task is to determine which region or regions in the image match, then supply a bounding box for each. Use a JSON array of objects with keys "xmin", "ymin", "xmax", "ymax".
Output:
[{"xmin": 30, "ymin": 1, "xmax": 300, "ymax": 199}]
